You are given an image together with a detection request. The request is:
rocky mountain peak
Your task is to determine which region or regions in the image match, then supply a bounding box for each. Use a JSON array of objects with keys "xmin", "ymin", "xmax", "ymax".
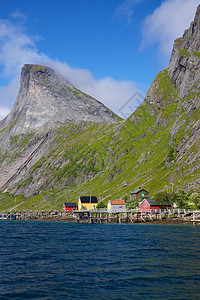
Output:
[
  {"xmin": 168, "ymin": 5, "xmax": 200, "ymax": 99},
  {"xmin": 0, "ymin": 7, "xmax": 200, "ymax": 206},
  {"xmin": 0, "ymin": 64, "xmax": 119, "ymax": 135}
]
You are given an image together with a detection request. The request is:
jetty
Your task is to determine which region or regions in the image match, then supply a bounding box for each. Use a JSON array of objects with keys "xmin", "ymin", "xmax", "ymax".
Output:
[
  {"xmin": 0, "ymin": 209, "xmax": 199, "ymax": 225},
  {"xmin": 191, "ymin": 211, "xmax": 200, "ymax": 224},
  {"xmin": 72, "ymin": 208, "xmax": 195, "ymax": 224}
]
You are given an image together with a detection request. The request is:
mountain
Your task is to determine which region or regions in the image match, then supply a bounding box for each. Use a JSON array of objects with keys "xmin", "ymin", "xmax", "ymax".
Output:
[
  {"xmin": 0, "ymin": 64, "xmax": 119, "ymax": 135},
  {"xmin": 0, "ymin": 5, "xmax": 200, "ymax": 211}
]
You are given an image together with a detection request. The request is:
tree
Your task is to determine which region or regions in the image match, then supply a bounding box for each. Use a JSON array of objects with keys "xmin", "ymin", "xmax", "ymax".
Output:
[
  {"xmin": 96, "ymin": 201, "xmax": 106, "ymax": 209},
  {"xmin": 168, "ymin": 192, "xmax": 178, "ymax": 204},
  {"xmin": 189, "ymin": 192, "xmax": 200, "ymax": 209},
  {"xmin": 154, "ymin": 191, "xmax": 171, "ymax": 205},
  {"xmin": 126, "ymin": 200, "xmax": 138, "ymax": 209},
  {"xmin": 175, "ymin": 189, "xmax": 190, "ymax": 208},
  {"xmin": 123, "ymin": 195, "xmax": 128, "ymax": 202},
  {"xmin": 154, "ymin": 189, "xmax": 195, "ymax": 208}
]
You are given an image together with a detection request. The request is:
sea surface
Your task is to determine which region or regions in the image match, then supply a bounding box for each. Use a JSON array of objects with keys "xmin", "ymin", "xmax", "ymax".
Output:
[{"xmin": 0, "ymin": 221, "xmax": 199, "ymax": 300}]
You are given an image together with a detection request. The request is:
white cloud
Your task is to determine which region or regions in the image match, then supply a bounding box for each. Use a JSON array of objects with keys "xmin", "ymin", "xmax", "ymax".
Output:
[
  {"xmin": 0, "ymin": 105, "xmax": 10, "ymax": 120},
  {"xmin": 0, "ymin": 16, "xmax": 139, "ymax": 120},
  {"xmin": 115, "ymin": 0, "xmax": 144, "ymax": 24},
  {"xmin": 9, "ymin": 9, "xmax": 27, "ymax": 22},
  {"xmin": 0, "ymin": 2, "xmax": 199, "ymax": 121},
  {"xmin": 49, "ymin": 60, "xmax": 139, "ymax": 115},
  {"xmin": 141, "ymin": 0, "xmax": 199, "ymax": 59}
]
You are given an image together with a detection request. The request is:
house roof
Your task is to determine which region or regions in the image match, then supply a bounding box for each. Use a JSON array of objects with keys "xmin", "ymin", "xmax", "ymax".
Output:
[
  {"xmin": 143, "ymin": 199, "xmax": 172, "ymax": 206},
  {"xmin": 79, "ymin": 196, "xmax": 98, "ymax": 203},
  {"xmin": 110, "ymin": 200, "xmax": 126, "ymax": 205},
  {"xmin": 145, "ymin": 199, "xmax": 156, "ymax": 206},
  {"xmin": 130, "ymin": 188, "xmax": 149, "ymax": 194},
  {"xmin": 63, "ymin": 203, "xmax": 77, "ymax": 207}
]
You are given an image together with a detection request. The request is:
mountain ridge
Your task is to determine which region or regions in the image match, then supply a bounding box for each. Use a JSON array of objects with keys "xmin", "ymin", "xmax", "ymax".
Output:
[
  {"xmin": 0, "ymin": 5, "xmax": 200, "ymax": 211},
  {"xmin": 0, "ymin": 64, "xmax": 120, "ymax": 136}
]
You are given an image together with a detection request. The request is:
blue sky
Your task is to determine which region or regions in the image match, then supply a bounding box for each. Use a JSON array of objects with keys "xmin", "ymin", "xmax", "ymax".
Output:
[{"xmin": 0, "ymin": 0, "xmax": 199, "ymax": 119}]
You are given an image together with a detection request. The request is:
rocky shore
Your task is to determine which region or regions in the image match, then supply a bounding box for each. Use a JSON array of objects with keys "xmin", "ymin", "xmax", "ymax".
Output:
[{"xmin": 13, "ymin": 213, "xmax": 197, "ymax": 225}]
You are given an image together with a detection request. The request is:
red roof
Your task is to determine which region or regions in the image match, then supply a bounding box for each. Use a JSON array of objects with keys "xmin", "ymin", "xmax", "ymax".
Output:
[{"xmin": 110, "ymin": 200, "xmax": 126, "ymax": 205}]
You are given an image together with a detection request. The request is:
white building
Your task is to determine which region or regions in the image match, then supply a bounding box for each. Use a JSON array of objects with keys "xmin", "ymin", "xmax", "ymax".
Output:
[{"xmin": 107, "ymin": 200, "xmax": 126, "ymax": 213}]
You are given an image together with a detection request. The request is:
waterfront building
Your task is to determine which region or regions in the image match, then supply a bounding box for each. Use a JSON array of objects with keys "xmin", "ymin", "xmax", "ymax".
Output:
[
  {"xmin": 63, "ymin": 203, "xmax": 78, "ymax": 212},
  {"xmin": 140, "ymin": 198, "xmax": 172, "ymax": 214},
  {"xmin": 107, "ymin": 200, "xmax": 126, "ymax": 213},
  {"xmin": 130, "ymin": 187, "xmax": 149, "ymax": 203},
  {"xmin": 78, "ymin": 196, "xmax": 98, "ymax": 210}
]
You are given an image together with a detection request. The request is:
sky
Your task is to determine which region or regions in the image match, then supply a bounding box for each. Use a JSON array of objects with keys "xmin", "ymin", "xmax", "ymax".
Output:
[{"xmin": 0, "ymin": 0, "xmax": 199, "ymax": 120}]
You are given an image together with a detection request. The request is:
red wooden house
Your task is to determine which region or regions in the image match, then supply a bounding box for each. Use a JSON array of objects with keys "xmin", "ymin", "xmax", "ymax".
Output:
[
  {"xmin": 63, "ymin": 203, "xmax": 78, "ymax": 212},
  {"xmin": 140, "ymin": 199, "xmax": 172, "ymax": 213}
]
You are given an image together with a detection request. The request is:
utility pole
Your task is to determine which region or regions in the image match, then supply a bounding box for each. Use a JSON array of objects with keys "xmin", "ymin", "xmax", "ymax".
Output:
[{"xmin": 171, "ymin": 182, "xmax": 174, "ymax": 192}]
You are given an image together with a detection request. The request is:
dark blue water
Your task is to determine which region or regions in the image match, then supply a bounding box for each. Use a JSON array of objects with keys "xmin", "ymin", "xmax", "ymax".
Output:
[{"xmin": 0, "ymin": 222, "xmax": 199, "ymax": 300}]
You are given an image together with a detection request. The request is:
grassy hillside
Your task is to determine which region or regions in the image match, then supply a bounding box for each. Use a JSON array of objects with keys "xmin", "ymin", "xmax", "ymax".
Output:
[{"xmin": 0, "ymin": 70, "xmax": 199, "ymax": 212}]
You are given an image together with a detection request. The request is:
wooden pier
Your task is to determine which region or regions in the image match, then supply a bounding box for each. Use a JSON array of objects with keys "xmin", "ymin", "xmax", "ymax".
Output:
[
  {"xmin": 0, "ymin": 209, "xmax": 198, "ymax": 224},
  {"xmin": 191, "ymin": 211, "xmax": 200, "ymax": 225},
  {"xmin": 72, "ymin": 209, "xmax": 195, "ymax": 224},
  {"xmin": 73, "ymin": 210, "xmax": 128, "ymax": 224}
]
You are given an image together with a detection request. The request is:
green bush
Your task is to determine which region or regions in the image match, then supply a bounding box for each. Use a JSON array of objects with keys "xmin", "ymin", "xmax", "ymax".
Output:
[
  {"xmin": 178, "ymin": 48, "xmax": 190, "ymax": 58},
  {"xmin": 96, "ymin": 202, "xmax": 106, "ymax": 209},
  {"xmin": 167, "ymin": 147, "xmax": 175, "ymax": 162}
]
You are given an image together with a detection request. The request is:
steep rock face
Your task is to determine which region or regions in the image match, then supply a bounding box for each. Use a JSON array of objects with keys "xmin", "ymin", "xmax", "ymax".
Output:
[
  {"xmin": 168, "ymin": 5, "xmax": 200, "ymax": 101},
  {"xmin": 0, "ymin": 6, "xmax": 200, "ymax": 208},
  {"xmin": 167, "ymin": 5, "xmax": 200, "ymax": 168},
  {"xmin": 0, "ymin": 64, "xmax": 119, "ymax": 135},
  {"xmin": 143, "ymin": 5, "xmax": 200, "ymax": 187}
]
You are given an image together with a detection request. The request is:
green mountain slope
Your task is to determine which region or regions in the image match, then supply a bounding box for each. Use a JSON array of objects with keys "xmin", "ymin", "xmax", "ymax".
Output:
[
  {"xmin": 0, "ymin": 6, "xmax": 200, "ymax": 211},
  {"xmin": 0, "ymin": 68, "xmax": 199, "ymax": 211}
]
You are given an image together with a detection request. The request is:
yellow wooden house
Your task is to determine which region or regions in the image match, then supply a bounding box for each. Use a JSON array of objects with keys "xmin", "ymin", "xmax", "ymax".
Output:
[{"xmin": 78, "ymin": 196, "xmax": 98, "ymax": 210}]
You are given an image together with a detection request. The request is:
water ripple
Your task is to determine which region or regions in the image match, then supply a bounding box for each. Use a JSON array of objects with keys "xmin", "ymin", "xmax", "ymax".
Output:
[{"xmin": 0, "ymin": 221, "xmax": 199, "ymax": 299}]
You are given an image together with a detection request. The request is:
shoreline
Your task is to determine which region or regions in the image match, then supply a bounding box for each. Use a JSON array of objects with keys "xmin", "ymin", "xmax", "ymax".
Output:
[
  {"xmin": 2, "ymin": 210, "xmax": 200, "ymax": 225},
  {"xmin": 13, "ymin": 215, "xmax": 199, "ymax": 225}
]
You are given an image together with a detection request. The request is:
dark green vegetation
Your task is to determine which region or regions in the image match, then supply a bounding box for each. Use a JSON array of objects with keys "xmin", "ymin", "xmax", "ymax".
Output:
[
  {"xmin": 0, "ymin": 68, "xmax": 199, "ymax": 212},
  {"xmin": 154, "ymin": 190, "xmax": 200, "ymax": 209},
  {"xmin": 2, "ymin": 6, "xmax": 200, "ymax": 212},
  {"xmin": 178, "ymin": 48, "xmax": 190, "ymax": 58}
]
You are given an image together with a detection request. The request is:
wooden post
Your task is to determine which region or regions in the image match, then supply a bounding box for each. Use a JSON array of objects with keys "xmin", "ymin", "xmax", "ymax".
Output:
[
  {"xmin": 192, "ymin": 211, "xmax": 195, "ymax": 225},
  {"xmin": 89, "ymin": 211, "xmax": 91, "ymax": 224}
]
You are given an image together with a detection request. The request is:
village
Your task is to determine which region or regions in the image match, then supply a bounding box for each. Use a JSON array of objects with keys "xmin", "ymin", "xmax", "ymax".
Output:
[
  {"xmin": 0, "ymin": 187, "xmax": 200, "ymax": 224},
  {"xmin": 63, "ymin": 187, "xmax": 172, "ymax": 214},
  {"xmin": 61, "ymin": 187, "xmax": 200, "ymax": 224}
]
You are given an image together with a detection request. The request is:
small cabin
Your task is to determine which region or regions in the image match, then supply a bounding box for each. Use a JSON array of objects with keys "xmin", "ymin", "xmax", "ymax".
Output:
[
  {"xmin": 107, "ymin": 200, "xmax": 126, "ymax": 213},
  {"xmin": 140, "ymin": 199, "xmax": 172, "ymax": 214},
  {"xmin": 63, "ymin": 203, "xmax": 78, "ymax": 212},
  {"xmin": 130, "ymin": 188, "xmax": 149, "ymax": 203},
  {"xmin": 78, "ymin": 196, "xmax": 98, "ymax": 210}
]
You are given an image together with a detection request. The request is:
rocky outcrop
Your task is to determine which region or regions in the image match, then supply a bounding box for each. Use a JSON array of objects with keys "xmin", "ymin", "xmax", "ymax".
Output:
[
  {"xmin": 0, "ymin": 6, "xmax": 200, "ymax": 205},
  {"xmin": 168, "ymin": 5, "xmax": 200, "ymax": 100},
  {"xmin": 0, "ymin": 64, "xmax": 119, "ymax": 135}
]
